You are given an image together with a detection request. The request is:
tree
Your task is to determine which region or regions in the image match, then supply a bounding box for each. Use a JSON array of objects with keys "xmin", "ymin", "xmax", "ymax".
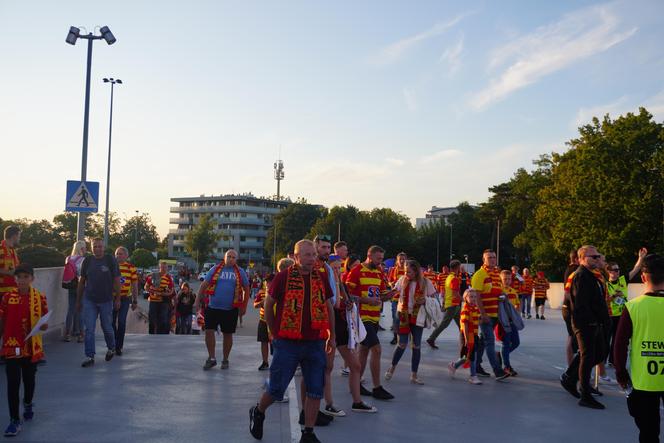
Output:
[
  {"xmin": 131, "ymin": 248, "xmax": 158, "ymax": 269},
  {"xmin": 17, "ymin": 245, "xmax": 66, "ymax": 268},
  {"xmin": 265, "ymin": 201, "xmax": 326, "ymax": 263},
  {"xmin": 117, "ymin": 213, "xmax": 160, "ymax": 253},
  {"xmin": 185, "ymin": 214, "xmax": 220, "ymax": 269}
]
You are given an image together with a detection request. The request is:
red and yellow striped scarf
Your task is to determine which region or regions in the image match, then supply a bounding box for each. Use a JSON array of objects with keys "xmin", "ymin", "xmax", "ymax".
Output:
[
  {"xmin": 2, "ymin": 288, "xmax": 44, "ymax": 363},
  {"xmin": 398, "ymin": 277, "xmax": 423, "ymax": 334},
  {"xmin": 460, "ymin": 303, "xmax": 480, "ymax": 368},
  {"xmin": 0, "ymin": 241, "xmax": 19, "ymax": 292},
  {"xmin": 205, "ymin": 260, "xmax": 244, "ymax": 308},
  {"xmin": 278, "ymin": 265, "xmax": 328, "ymax": 340}
]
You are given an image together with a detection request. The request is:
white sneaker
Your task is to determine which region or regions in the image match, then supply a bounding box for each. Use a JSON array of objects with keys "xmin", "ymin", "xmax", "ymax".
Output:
[
  {"xmin": 599, "ymin": 375, "xmax": 616, "ymax": 385},
  {"xmin": 448, "ymin": 362, "xmax": 457, "ymax": 378},
  {"xmin": 468, "ymin": 376, "xmax": 482, "ymax": 385}
]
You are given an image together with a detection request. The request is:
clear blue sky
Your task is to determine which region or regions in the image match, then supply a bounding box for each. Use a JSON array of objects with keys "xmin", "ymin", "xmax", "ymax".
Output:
[{"xmin": 1, "ymin": 0, "xmax": 663, "ymax": 237}]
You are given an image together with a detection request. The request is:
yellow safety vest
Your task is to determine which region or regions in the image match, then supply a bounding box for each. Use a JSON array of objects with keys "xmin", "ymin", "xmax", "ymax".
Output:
[
  {"xmin": 626, "ymin": 295, "xmax": 664, "ymax": 391},
  {"xmin": 607, "ymin": 276, "xmax": 628, "ymax": 317}
]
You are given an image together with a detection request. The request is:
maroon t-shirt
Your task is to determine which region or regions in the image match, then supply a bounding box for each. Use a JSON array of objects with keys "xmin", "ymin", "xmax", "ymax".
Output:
[{"xmin": 269, "ymin": 268, "xmax": 333, "ymax": 341}]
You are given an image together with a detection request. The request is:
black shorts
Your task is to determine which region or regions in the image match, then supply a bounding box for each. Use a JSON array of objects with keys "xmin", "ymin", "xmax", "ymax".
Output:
[
  {"xmin": 535, "ymin": 298, "xmax": 546, "ymax": 307},
  {"xmin": 257, "ymin": 320, "xmax": 269, "ymax": 342},
  {"xmin": 334, "ymin": 310, "xmax": 349, "ymax": 347},
  {"xmin": 204, "ymin": 307, "xmax": 239, "ymax": 334},
  {"xmin": 361, "ymin": 320, "xmax": 380, "ymax": 348}
]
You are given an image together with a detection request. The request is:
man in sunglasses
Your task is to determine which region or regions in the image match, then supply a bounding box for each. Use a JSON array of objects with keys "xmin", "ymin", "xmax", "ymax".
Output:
[{"xmin": 561, "ymin": 245, "xmax": 612, "ymax": 409}]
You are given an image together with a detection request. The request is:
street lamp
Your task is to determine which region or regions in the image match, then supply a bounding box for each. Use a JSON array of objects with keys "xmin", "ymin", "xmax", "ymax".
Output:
[
  {"xmin": 273, "ymin": 159, "xmax": 284, "ymax": 271},
  {"xmin": 134, "ymin": 210, "xmax": 139, "ymax": 251},
  {"xmin": 102, "ymin": 78, "xmax": 122, "ymax": 247},
  {"xmin": 66, "ymin": 25, "xmax": 117, "ymax": 241}
]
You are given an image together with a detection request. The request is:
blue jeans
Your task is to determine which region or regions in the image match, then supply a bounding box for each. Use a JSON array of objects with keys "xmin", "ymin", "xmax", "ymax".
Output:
[
  {"xmin": 519, "ymin": 295, "xmax": 531, "ymax": 316},
  {"xmin": 453, "ymin": 335, "xmax": 479, "ymax": 376},
  {"xmin": 391, "ymin": 325, "xmax": 424, "ymax": 372},
  {"xmin": 501, "ymin": 328, "xmax": 521, "ymax": 369},
  {"xmin": 477, "ymin": 317, "xmax": 501, "ymax": 373},
  {"xmin": 268, "ymin": 339, "xmax": 326, "ymax": 401},
  {"xmin": 176, "ymin": 314, "xmax": 192, "ymax": 334},
  {"xmin": 66, "ymin": 287, "xmax": 82, "ymax": 336},
  {"xmin": 112, "ymin": 298, "xmax": 131, "ymax": 351},
  {"xmin": 83, "ymin": 298, "xmax": 115, "ymax": 358}
]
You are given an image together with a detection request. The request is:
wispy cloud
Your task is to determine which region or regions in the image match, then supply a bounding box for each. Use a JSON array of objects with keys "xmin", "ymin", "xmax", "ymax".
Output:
[
  {"xmin": 439, "ymin": 34, "xmax": 464, "ymax": 75},
  {"xmin": 420, "ymin": 149, "xmax": 462, "ymax": 163},
  {"xmin": 469, "ymin": 4, "xmax": 637, "ymax": 111},
  {"xmin": 385, "ymin": 157, "xmax": 405, "ymax": 166},
  {"xmin": 574, "ymin": 90, "xmax": 664, "ymax": 127},
  {"xmin": 370, "ymin": 12, "xmax": 473, "ymax": 66},
  {"xmin": 402, "ymin": 88, "xmax": 418, "ymax": 112}
]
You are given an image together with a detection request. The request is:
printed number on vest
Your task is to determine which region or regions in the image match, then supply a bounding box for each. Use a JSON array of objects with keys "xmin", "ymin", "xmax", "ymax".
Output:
[{"xmin": 646, "ymin": 360, "xmax": 664, "ymax": 375}]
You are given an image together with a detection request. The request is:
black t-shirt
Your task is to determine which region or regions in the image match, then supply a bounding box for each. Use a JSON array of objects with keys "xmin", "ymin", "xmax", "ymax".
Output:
[{"xmin": 177, "ymin": 290, "xmax": 195, "ymax": 315}]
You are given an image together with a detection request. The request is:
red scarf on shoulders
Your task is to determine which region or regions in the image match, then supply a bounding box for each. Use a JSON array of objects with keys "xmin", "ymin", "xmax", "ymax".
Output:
[
  {"xmin": 278, "ymin": 265, "xmax": 328, "ymax": 340},
  {"xmin": 205, "ymin": 260, "xmax": 244, "ymax": 308},
  {"xmin": 398, "ymin": 277, "xmax": 424, "ymax": 334}
]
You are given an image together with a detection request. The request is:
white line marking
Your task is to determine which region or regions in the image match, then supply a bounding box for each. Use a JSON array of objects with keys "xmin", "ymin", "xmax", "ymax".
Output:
[{"xmin": 288, "ymin": 379, "xmax": 299, "ymax": 443}]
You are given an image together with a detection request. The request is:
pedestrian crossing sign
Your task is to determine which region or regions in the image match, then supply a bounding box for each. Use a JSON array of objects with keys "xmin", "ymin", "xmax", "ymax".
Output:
[{"xmin": 65, "ymin": 180, "xmax": 99, "ymax": 213}]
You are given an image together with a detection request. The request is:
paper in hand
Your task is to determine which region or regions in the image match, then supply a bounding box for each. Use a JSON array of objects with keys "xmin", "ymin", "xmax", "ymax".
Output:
[{"xmin": 26, "ymin": 311, "xmax": 51, "ymax": 340}]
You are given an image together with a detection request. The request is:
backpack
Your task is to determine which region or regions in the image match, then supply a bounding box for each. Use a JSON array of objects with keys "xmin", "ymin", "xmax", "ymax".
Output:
[{"xmin": 62, "ymin": 259, "xmax": 78, "ymax": 290}]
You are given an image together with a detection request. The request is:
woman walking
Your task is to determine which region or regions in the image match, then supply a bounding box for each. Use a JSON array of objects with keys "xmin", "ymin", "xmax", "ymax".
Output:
[{"xmin": 64, "ymin": 240, "xmax": 86, "ymax": 342}]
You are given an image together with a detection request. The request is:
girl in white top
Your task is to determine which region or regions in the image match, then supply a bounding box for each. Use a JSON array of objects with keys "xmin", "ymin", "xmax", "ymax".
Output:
[{"xmin": 385, "ymin": 260, "xmax": 437, "ymax": 385}]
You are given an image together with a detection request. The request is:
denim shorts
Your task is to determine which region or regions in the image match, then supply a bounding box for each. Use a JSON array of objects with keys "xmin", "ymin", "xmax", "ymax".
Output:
[{"xmin": 268, "ymin": 339, "xmax": 326, "ymax": 400}]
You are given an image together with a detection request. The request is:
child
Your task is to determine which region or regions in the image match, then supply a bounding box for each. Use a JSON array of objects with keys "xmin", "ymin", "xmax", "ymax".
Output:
[
  {"xmin": 499, "ymin": 270, "xmax": 521, "ymax": 376},
  {"xmin": 0, "ymin": 264, "xmax": 48, "ymax": 437},
  {"xmin": 448, "ymin": 289, "xmax": 482, "ymax": 385},
  {"xmin": 254, "ymin": 274, "xmax": 275, "ymax": 371},
  {"xmin": 533, "ymin": 271, "xmax": 550, "ymax": 320}
]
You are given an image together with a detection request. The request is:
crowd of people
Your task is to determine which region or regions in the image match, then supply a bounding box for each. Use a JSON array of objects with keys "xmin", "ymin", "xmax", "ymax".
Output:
[{"xmin": 0, "ymin": 223, "xmax": 662, "ymax": 442}]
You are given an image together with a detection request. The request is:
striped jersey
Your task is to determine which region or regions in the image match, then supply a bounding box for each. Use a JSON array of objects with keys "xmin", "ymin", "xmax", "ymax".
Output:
[
  {"xmin": 146, "ymin": 273, "xmax": 174, "ymax": 302},
  {"xmin": 0, "ymin": 241, "xmax": 19, "ymax": 294},
  {"xmin": 118, "ymin": 261, "xmax": 138, "ymax": 297},
  {"xmin": 444, "ymin": 273, "xmax": 462, "ymax": 309},
  {"xmin": 533, "ymin": 277, "xmax": 550, "ymax": 300},
  {"xmin": 345, "ymin": 263, "xmax": 387, "ymax": 323}
]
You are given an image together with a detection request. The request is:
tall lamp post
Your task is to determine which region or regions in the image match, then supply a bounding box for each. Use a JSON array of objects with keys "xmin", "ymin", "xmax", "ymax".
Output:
[
  {"xmin": 134, "ymin": 210, "xmax": 139, "ymax": 251},
  {"xmin": 102, "ymin": 78, "xmax": 122, "ymax": 247},
  {"xmin": 273, "ymin": 159, "xmax": 284, "ymax": 271},
  {"xmin": 66, "ymin": 25, "xmax": 117, "ymax": 241}
]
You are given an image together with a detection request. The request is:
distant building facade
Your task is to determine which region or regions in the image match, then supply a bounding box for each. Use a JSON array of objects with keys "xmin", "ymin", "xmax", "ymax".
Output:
[
  {"xmin": 168, "ymin": 193, "xmax": 289, "ymax": 267},
  {"xmin": 416, "ymin": 206, "xmax": 461, "ymax": 229}
]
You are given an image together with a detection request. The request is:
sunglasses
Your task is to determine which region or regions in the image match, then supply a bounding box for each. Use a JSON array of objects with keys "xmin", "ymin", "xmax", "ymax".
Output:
[{"xmin": 587, "ymin": 255, "xmax": 601, "ymax": 259}]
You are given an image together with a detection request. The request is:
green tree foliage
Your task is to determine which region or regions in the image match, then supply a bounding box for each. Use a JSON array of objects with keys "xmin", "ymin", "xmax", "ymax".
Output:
[
  {"xmin": 185, "ymin": 214, "xmax": 220, "ymax": 269},
  {"xmin": 130, "ymin": 248, "xmax": 158, "ymax": 269},
  {"xmin": 117, "ymin": 214, "xmax": 160, "ymax": 253},
  {"xmin": 16, "ymin": 245, "xmax": 65, "ymax": 268},
  {"xmin": 265, "ymin": 201, "xmax": 327, "ymax": 262}
]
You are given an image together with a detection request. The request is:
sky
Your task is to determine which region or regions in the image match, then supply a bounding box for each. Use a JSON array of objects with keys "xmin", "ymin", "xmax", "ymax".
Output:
[{"xmin": 1, "ymin": 0, "xmax": 663, "ymax": 238}]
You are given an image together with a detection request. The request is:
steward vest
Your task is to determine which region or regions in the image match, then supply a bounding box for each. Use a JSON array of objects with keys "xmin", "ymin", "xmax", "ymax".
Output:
[
  {"xmin": 606, "ymin": 275, "xmax": 628, "ymax": 317},
  {"xmin": 626, "ymin": 295, "xmax": 664, "ymax": 391}
]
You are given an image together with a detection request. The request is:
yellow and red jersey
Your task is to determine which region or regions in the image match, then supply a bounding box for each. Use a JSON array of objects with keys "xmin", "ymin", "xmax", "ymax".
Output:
[
  {"xmin": 254, "ymin": 282, "xmax": 267, "ymax": 321},
  {"xmin": 118, "ymin": 261, "xmax": 138, "ymax": 297},
  {"xmin": 345, "ymin": 263, "xmax": 387, "ymax": 323},
  {"xmin": 436, "ymin": 271, "xmax": 449, "ymax": 293},
  {"xmin": 471, "ymin": 265, "xmax": 502, "ymax": 318},
  {"xmin": 533, "ymin": 277, "xmax": 550, "ymax": 300},
  {"xmin": 146, "ymin": 273, "xmax": 174, "ymax": 302},
  {"xmin": 444, "ymin": 273, "xmax": 462, "ymax": 309},
  {"xmin": 0, "ymin": 240, "xmax": 19, "ymax": 294},
  {"xmin": 503, "ymin": 286, "xmax": 520, "ymax": 310},
  {"xmin": 521, "ymin": 275, "xmax": 534, "ymax": 295}
]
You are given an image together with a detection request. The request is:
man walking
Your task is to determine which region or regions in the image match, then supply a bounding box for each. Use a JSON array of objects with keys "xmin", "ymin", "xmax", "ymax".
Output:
[
  {"xmin": 346, "ymin": 245, "xmax": 396, "ymax": 400},
  {"xmin": 249, "ymin": 240, "xmax": 335, "ymax": 443},
  {"xmin": 426, "ymin": 260, "xmax": 462, "ymax": 349},
  {"xmin": 195, "ymin": 249, "xmax": 249, "ymax": 370},
  {"xmin": 113, "ymin": 247, "xmax": 138, "ymax": 355},
  {"xmin": 560, "ymin": 245, "xmax": 612, "ymax": 409},
  {"xmin": 145, "ymin": 261, "xmax": 175, "ymax": 334},
  {"xmin": 614, "ymin": 254, "xmax": 664, "ymax": 441},
  {"xmin": 76, "ymin": 239, "xmax": 120, "ymax": 367}
]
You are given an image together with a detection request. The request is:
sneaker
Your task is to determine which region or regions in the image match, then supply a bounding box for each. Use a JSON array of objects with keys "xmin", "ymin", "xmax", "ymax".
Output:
[
  {"xmin": 389, "ymin": 336, "xmax": 397, "ymax": 345},
  {"xmin": 578, "ymin": 395, "xmax": 605, "ymax": 410},
  {"xmin": 258, "ymin": 362, "xmax": 269, "ymax": 371},
  {"xmin": 300, "ymin": 430, "xmax": 322, "ymax": 443},
  {"xmin": 360, "ymin": 384, "xmax": 373, "ymax": 396},
  {"xmin": 560, "ymin": 375, "xmax": 580, "ymax": 399},
  {"xmin": 105, "ymin": 349, "xmax": 115, "ymax": 362},
  {"xmin": 351, "ymin": 402, "xmax": 377, "ymax": 413},
  {"xmin": 115, "ymin": 349, "xmax": 123, "ymax": 356},
  {"xmin": 249, "ymin": 405, "xmax": 265, "ymax": 439},
  {"xmin": 372, "ymin": 385, "xmax": 395, "ymax": 400},
  {"xmin": 340, "ymin": 368, "xmax": 350, "ymax": 377},
  {"xmin": 448, "ymin": 361, "xmax": 457, "ymax": 378},
  {"xmin": 599, "ymin": 375, "xmax": 615, "ymax": 385},
  {"xmin": 81, "ymin": 357, "xmax": 95, "ymax": 368},
  {"xmin": 426, "ymin": 338, "xmax": 439, "ymax": 349},
  {"xmin": 476, "ymin": 366, "xmax": 491, "ymax": 377},
  {"xmin": 494, "ymin": 370, "xmax": 510, "ymax": 381},
  {"xmin": 323, "ymin": 405, "xmax": 346, "ymax": 417},
  {"xmin": 536, "ymin": 314, "xmax": 540, "ymax": 319},
  {"xmin": 3, "ymin": 420, "xmax": 21, "ymax": 437},
  {"xmin": 203, "ymin": 358, "xmax": 217, "ymax": 370},
  {"xmin": 468, "ymin": 376, "xmax": 483, "ymax": 385},
  {"xmin": 63, "ymin": 335, "xmax": 71, "ymax": 342},
  {"xmin": 298, "ymin": 410, "xmax": 332, "ymax": 426},
  {"xmin": 384, "ymin": 368, "xmax": 394, "ymax": 381},
  {"xmin": 221, "ymin": 360, "xmax": 229, "ymax": 370},
  {"xmin": 410, "ymin": 375, "xmax": 424, "ymax": 385},
  {"xmin": 505, "ymin": 366, "xmax": 518, "ymax": 377},
  {"xmin": 527, "ymin": 314, "xmax": 532, "ymax": 319},
  {"xmin": 541, "ymin": 315, "xmax": 546, "ymax": 320},
  {"xmin": 23, "ymin": 403, "xmax": 33, "ymax": 421},
  {"xmin": 588, "ymin": 386, "xmax": 604, "ymax": 397}
]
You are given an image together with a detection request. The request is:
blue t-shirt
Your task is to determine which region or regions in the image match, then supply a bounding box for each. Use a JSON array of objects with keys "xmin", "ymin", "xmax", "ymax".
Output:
[
  {"xmin": 82, "ymin": 255, "xmax": 120, "ymax": 303},
  {"xmin": 205, "ymin": 266, "xmax": 249, "ymax": 310}
]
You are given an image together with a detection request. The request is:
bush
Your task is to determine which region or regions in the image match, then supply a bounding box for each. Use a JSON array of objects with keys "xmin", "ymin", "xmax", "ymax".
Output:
[
  {"xmin": 17, "ymin": 244, "xmax": 66, "ymax": 268},
  {"xmin": 131, "ymin": 248, "xmax": 157, "ymax": 269}
]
